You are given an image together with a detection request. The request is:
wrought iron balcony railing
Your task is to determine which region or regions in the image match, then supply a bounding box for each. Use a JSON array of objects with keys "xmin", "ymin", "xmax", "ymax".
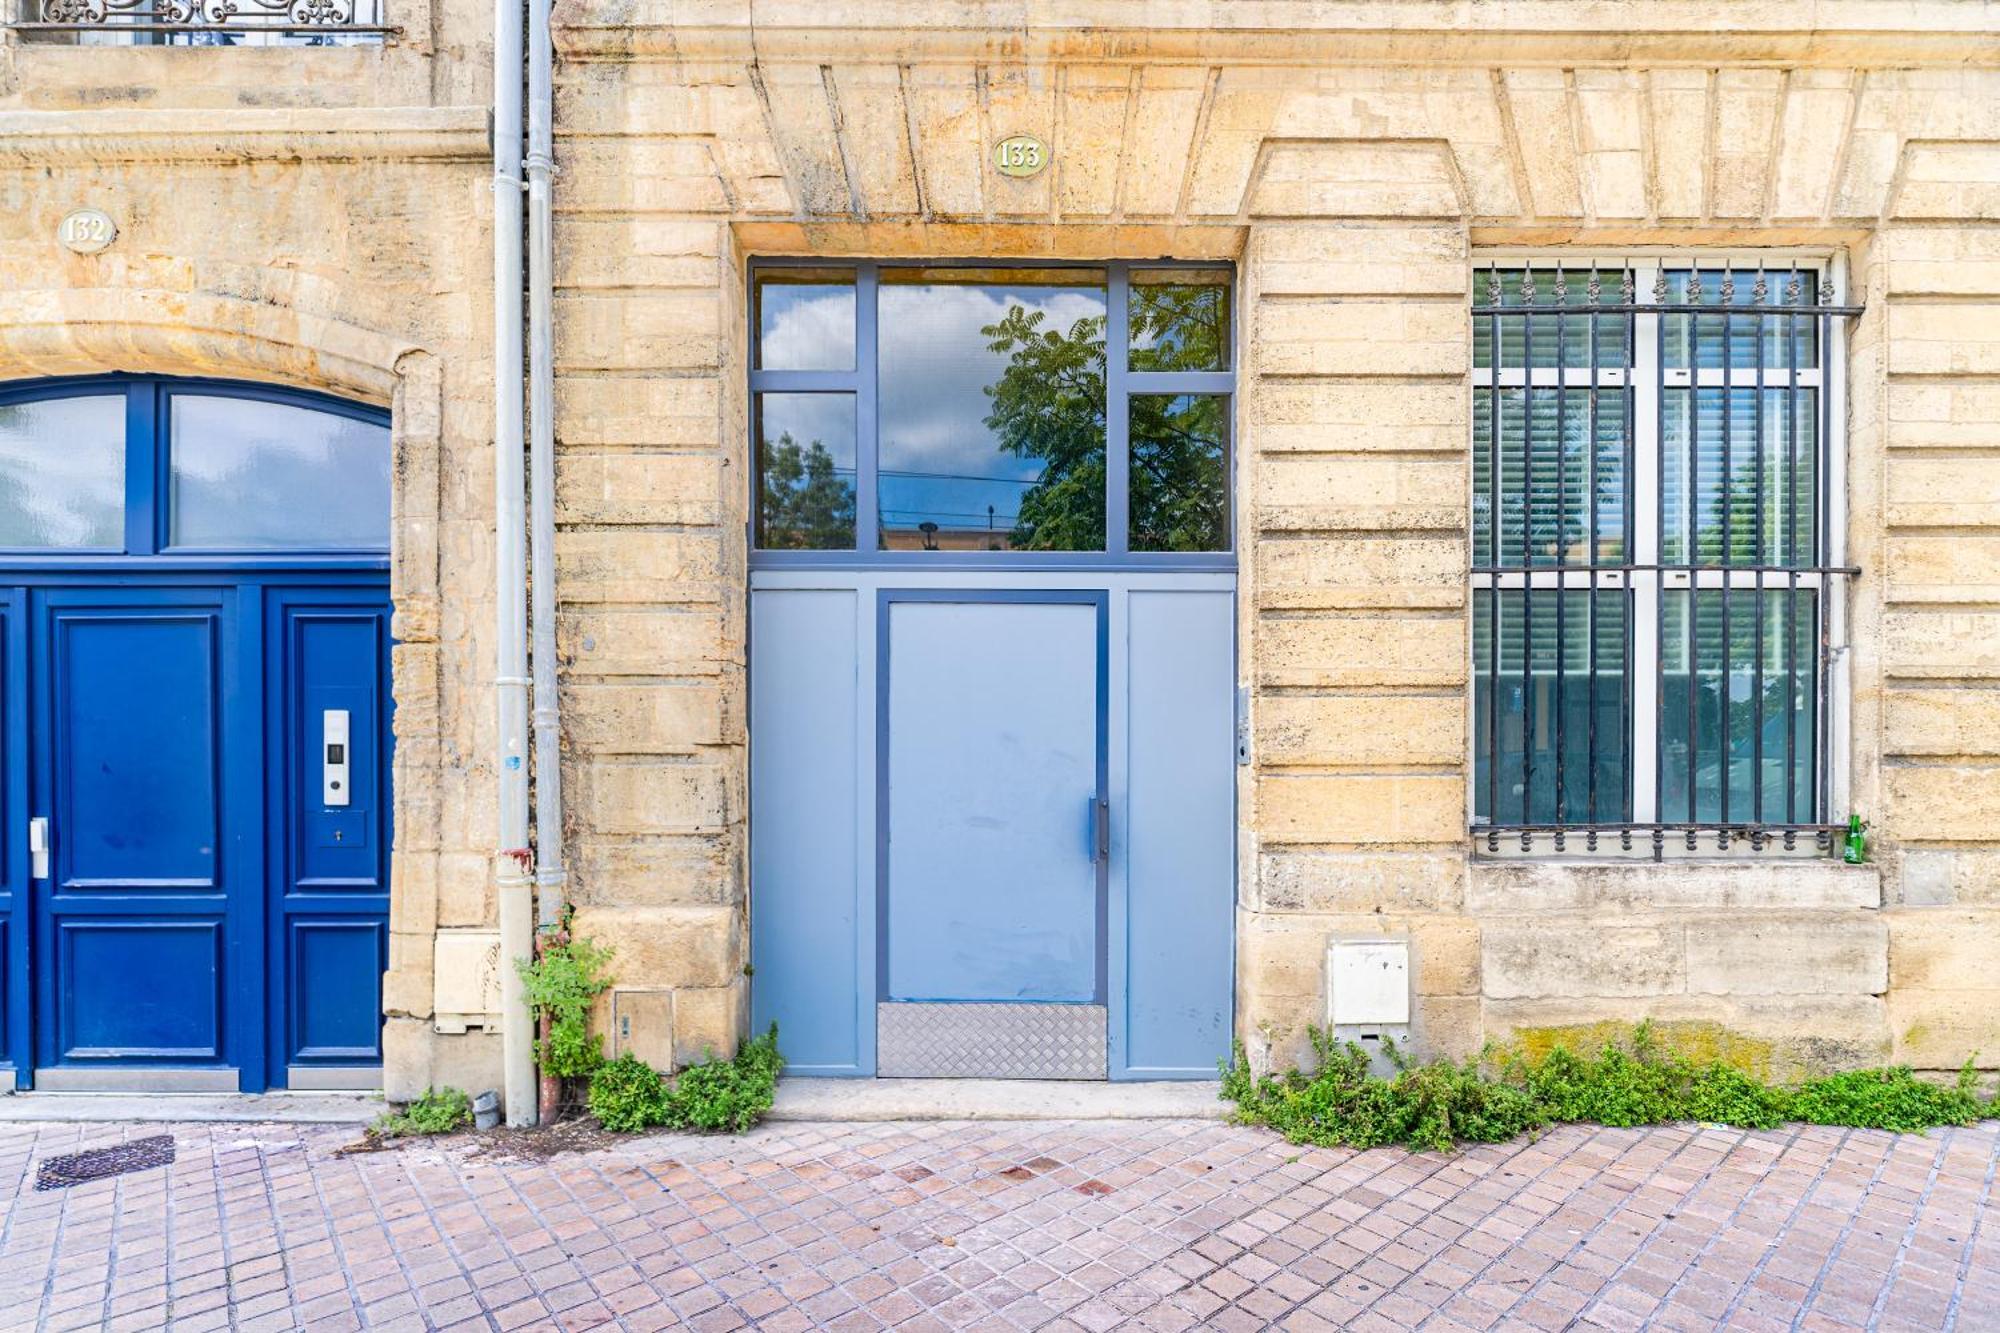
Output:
[{"xmin": 10, "ymin": 0, "xmax": 392, "ymax": 41}]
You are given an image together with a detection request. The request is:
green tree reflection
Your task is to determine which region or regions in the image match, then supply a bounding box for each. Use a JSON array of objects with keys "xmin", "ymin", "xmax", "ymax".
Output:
[
  {"xmin": 759, "ymin": 432, "xmax": 856, "ymax": 549},
  {"xmin": 983, "ymin": 286, "xmax": 1226, "ymax": 552}
]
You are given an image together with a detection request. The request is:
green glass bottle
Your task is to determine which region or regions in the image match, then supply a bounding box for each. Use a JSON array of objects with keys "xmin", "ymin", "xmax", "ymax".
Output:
[{"xmin": 1842, "ymin": 814, "xmax": 1868, "ymax": 865}]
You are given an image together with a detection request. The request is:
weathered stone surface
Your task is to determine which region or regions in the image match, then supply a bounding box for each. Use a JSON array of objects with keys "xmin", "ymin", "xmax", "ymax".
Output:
[
  {"xmin": 568, "ymin": 905, "xmax": 742, "ymax": 991},
  {"xmin": 1258, "ymin": 851, "xmax": 1465, "ymax": 915},
  {"xmin": 1469, "ymin": 862, "xmax": 1881, "ymax": 915},
  {"xmin": 1483, "ymin": 995, "xmax": 1892, "ymax": 1080},
  {"xmin": 1888, "ymin": 988, "xmax": 2000, "ymax": 1069},
  {"xmin": 1684, "ymin": 916, "xmax": 1889, "ymax": 997},
  {"xmin": 1482, "ymin": 923, "xmax": 1686, "ymax": 1000},
  {"xmin": 1258, "ymin": 774, "xmax": 1464, "ymax": 847},
  {"xmin": 1256, "ymin": 694, "xmax": 1464, "ymax": 769},
  {"xmin": 1888, "ymin": 910, "xmax": 2000, "ymax": 991},
  {"xmin": 673, "ymin": 983, "xmax": 749, "ymax": 1067}
]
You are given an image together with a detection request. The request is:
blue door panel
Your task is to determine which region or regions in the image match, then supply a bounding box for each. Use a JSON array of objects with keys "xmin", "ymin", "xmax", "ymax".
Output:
[
  {"xmin": 883, "ymin": 595, "xmax": 1106, "ymax": 1004},
  {"xmin": 58, "ymin": 920, "xmax": 221, "ymax": 1059},
  {"xmin": 33, "ymin": 589, "xmax": 243, "ymax": 1076},
  {"xmin": 1117, "ymin": 590, "xmax": 1236, "ymax": 1079},
  {"xmin": 0, "ymin": 920, "xmax": 9, "ymax": 1081},
  {"xmin": 3, "ymin": 580, "xmax": 390, "ymax": 1089},
  {"xmin": 749, "ymin": 590, "xmax": 867, "ymax": 1074},
  {"xmin": 267, "ymin": 589, "xmax": 392, "ymax": 1081},
  {"xmin": 55, "ymin": 612, "xmax": 220, "ymax": 889},
  {"xmin": 292, "ymin": 617, "xmax": 385, "ymax": 889},
  {"xmin": 288, "ymin": 919, "xmax": 386, "ymax": 1062}
]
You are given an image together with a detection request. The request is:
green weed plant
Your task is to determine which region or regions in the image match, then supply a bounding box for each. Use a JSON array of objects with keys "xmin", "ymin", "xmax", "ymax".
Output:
[
  {"xmin": 588, "ymin": 1025, "xmax": 783, "ymax": 1135},
  {"xmin": 1225, "ymin": 1023, "xmax": 1988, "ymax": 1153}
]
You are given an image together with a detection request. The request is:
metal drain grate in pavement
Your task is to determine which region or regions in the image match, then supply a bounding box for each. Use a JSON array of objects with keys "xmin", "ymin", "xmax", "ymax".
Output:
[{"xmin": 35, "ymin": 1135, "xmax": 175, "ymax": 1191}]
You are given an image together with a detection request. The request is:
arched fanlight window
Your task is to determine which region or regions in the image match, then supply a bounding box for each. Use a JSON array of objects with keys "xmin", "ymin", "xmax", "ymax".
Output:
[{"xmin": 0, "ymin": 376, "xmax": 391, "ymax": 555}]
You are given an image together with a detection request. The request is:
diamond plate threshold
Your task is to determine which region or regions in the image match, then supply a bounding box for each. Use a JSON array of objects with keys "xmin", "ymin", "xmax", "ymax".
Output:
[
  {"xmin": 35, "ymin": 1134, "xmax": 175, "ymax": 1191},
  {"xmin": 769, "ymin": 1078, "xmax": 1226, "ymax": 1121}
]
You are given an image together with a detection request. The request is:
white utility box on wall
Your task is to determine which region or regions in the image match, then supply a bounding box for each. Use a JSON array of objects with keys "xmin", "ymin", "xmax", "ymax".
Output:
[
  {"xmin": 433, "ymin": 930, "xmax": 504, "ymax": 1034},
  {"xmin": 1328, "ymin": 938, "xmax": 1411, "ymax": 1027}
]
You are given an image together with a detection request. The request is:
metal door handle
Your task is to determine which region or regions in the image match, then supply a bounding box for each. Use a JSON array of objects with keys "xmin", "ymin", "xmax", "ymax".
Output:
[
  {"xmin": 28, "ymin": 816, "xmax": 48, "ymax": 880},
  {"xmin": 1090, "ymin": 796, "xmax": 1109, "ymax": 863}
]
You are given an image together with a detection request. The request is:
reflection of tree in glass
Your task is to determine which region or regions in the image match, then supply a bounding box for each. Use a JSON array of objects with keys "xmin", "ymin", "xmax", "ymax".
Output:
[
  {"xmin": 1129, "ymin": 280, "xmax": 1226, "ymax": 373},
  {"xmin": 1131, "ymin": 394, "xmax": 1226, "ymax": 552},
  {"xmin": 983, "ymin": 285, "xmax": 1227, "ymax": 552},
  {"xmin": 982, "ymin": 305, "xmax": 1107, "ymax": 551},
  {"xmin": 759, "ymin": 432, "xmax": 855, "ymax": 549}
]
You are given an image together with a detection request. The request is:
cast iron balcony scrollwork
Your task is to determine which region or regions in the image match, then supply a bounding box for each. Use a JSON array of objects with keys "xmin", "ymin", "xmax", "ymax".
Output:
[{"xmin": 15, "ymin": 0, "xmax": 392, "ymax": 39}]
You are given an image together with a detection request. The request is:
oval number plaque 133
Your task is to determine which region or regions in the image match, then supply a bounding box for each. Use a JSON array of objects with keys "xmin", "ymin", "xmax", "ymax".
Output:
[{"xmin": 994, "ymin": 134, "xmax": 1048, "ymax": 179}]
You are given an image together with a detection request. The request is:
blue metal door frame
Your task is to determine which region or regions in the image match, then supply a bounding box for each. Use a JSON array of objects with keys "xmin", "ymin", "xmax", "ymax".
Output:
[{"xmin": 0, "ymin": 375, "xmax": 392, "ymax": 1091}]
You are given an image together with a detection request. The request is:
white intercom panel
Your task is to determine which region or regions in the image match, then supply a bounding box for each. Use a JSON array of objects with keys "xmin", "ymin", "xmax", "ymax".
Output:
[{"xmin": 322, "ymin": 709, "xmax": 351, "ymax": 807}]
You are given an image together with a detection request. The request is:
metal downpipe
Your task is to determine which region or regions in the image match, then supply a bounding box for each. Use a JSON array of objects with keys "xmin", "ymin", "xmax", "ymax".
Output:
[
  {"xmin": 526, "ymin": 0, "xmax": 563, "ymax": 937},
  {"xmin": 492, "ymin": 0, "xmax": 536, "ymax": 1129},
  {"xmin": 525, "ymin": 0, "xmax": 566, "ymax": 1121}
]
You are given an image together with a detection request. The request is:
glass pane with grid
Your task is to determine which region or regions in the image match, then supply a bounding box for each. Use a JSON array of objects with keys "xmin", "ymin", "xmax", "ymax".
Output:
[
  {"xmin": 1474, "ymin": 589, "xmax": 1631, "ymax": 826},
  {"xmin": 1660, "ymin": 588, "xmax": 1817, "ymax": 826},
  {"xmin": 1473, "ymin": 387, "xmax": 1629, "ymax": 568}
]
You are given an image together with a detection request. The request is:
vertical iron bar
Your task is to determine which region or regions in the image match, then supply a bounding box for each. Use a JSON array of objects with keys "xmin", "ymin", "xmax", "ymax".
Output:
[
  {"xmin": 1554, "ymin": 264, "xmax": 1568, "ymax": 824},
  {"xmin": 1682, "ymin": 264, "xmax": 1697, "ymax": 828},
  {"xmin": 1655, "ymin": 266, "xmax": 1669, "ymax": 835},
  {"xmin": 1752, "ymin": 264, "xmax": 1767, "ymax": 825},
  {"xmin": 1785, "ymin": 264, "xmax": 1800, "ymax": 826},
  {"xmin": 1487, "ymin": 265, "xmax": 1502, "ymax": 829},
  {"xmin": 1625, "ymin": 269, "xmax": 1637, "ymax": 822},
  {"xmin": 1719, "ymin": 263, "xmax": 1732, "ymax": 828},
  {"xmin": 1521, "ymin": 267, "xmax": 1536, "ymax": 828},
  {"xmin": 1587, "ymin": 266, "xmax": 1601, "ymax": 822},
  {"xmin": 1817, "ymin": 295, "xmax": 1833, "ymax": 826}
]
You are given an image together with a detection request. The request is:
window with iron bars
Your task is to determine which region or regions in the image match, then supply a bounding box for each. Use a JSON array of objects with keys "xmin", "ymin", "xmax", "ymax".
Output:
[{"xmin": 1471, "ymin": 256, "xmax": 1858, "ymax": 858}]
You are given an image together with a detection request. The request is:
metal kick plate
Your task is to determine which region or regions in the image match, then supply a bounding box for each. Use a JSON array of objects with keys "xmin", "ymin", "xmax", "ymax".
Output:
[{"xmin": 877, "ymin": 1002, "xmax": 1107, "ymax": 1080}]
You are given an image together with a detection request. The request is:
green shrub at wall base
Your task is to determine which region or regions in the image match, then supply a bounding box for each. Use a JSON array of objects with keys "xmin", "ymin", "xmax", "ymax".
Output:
[
  {"xmin": 588, "ymin": 1054, "xmax": 671, "ymax": 1132},
  {"xmin": 587, "ymin": 1025, "xmax": 784, "ymax": 1135},
  {"xmin": 1789, "ymin": 1063, "xmax": 1987, "ymax": 1132},
  {"xmin": 1224, "ymin": 1025, "xmax": 1991, "ymax": 1152},
  {"xmin": 518, "ymin": 933, "xmax": 616, "ymax": 1080},
  {"xmin": 372, "ymin": 1086, "xmax": 474, "ymax": 1138}
]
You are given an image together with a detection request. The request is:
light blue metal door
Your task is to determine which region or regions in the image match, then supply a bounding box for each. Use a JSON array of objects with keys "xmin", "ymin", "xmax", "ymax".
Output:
[
  {"xmin": 884, "ymin": 596, "xmax": 1104, "ymax": 1001},
  {"xmin": 877, "ymin": 592, "xmax": 1108, "ymax": 1077}
]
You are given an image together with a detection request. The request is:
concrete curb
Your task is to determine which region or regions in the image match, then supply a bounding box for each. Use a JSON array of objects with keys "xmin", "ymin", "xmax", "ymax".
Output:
[
  {"xmin": 0, "ymin": 1092, "xmax": 382, "ymax": 1125},
  {"xmin": 768, "ymin": 1078, "xmax": 1230, "ymax": 1121}
]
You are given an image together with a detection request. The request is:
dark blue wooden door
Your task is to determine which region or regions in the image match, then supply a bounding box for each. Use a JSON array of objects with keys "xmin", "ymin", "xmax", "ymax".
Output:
[
  {"xmin": 11, "ymin": 580, "xmax": 391, "ymax": 1091},
  {"xmin": 30, "ymin": 586, "xmax": 255, "ymax": 1087},
  {"xmin": 0, "ymin": 375, "xmax": 395, "ymax": 1092},
  {"xmin": 266, "ymin": 587, "xmax": 392, "ymax": 1085}
]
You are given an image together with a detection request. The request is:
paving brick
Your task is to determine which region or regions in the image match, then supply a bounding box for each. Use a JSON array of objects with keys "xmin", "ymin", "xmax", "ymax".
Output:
[{"xmin": 0, "ymin": 1118, "xmax": 1994, "ymax": 1330}]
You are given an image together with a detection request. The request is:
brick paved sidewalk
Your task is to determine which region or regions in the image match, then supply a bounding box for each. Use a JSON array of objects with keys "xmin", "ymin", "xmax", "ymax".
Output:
[{"xmin": 0, "ymin": 1115, "xmax": 1994, "ymax": 1332}]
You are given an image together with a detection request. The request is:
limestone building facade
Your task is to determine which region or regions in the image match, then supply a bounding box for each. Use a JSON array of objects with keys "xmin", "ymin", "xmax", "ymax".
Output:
[{"xmin": 1, "ymin": 2, "xmax": 1996, "ymax": 1102}]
